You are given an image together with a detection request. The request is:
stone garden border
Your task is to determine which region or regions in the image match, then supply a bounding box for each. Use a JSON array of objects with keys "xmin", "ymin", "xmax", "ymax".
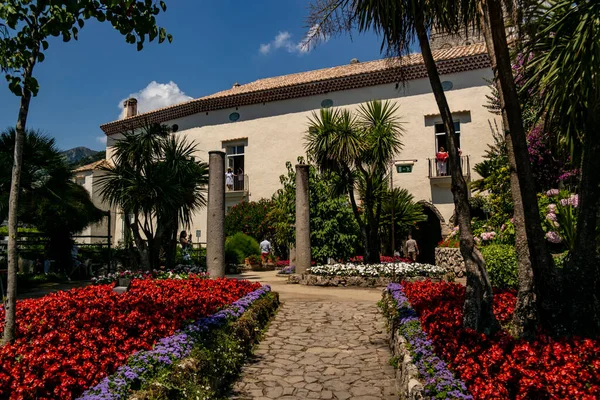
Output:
[
  {"xmin": 380, "ymin": 283, "xmax": 472, "ymax": 400},
  {"xmin": 435, "ymin": 247, "xmax": 466, "ymax": 277}
]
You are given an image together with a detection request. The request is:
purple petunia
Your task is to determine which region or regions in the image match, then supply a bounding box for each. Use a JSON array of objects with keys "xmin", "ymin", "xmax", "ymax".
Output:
[
  {"xmin": 78, "ymin": 285, "xmax": 271, "ymax": 400},
  {"xmin": 386, "ymin": 283, "xmax": 473, "ymax": 399}
]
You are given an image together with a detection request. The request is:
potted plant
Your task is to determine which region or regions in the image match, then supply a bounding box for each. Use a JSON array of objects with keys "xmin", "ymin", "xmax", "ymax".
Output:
[{"xmin": 247, "ymin": 255, "xmax": 262, "ymax": 270}]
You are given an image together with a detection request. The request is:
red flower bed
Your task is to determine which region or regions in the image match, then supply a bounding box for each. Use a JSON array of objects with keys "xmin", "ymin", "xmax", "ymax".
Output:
[
  {"xmin": 0, "ymin": 277, "xmax": 260, "ymax": 400},
  {"xmin": 403, "ymin": 280, "xmax": 600, "ymax": 399}
]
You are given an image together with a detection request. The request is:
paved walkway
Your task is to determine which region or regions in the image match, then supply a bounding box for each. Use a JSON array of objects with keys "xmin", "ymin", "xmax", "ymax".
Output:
[{"xmin": 229, "ymin": 271, "xmax": 397, "ymax": 400}]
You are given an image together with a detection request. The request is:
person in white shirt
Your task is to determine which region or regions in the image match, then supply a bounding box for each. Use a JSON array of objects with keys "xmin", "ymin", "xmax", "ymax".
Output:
[
  {"xmin": 225, "ymin": 168, "xmax": 235, "ymax": 191},
  {"xmin": 260, "ymin": 238, "xmax": 272, "ymax": 263}
]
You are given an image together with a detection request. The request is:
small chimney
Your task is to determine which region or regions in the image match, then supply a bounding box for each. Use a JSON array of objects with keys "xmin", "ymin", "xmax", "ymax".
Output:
[
  {"xmin": 123, "ymin": 98, "xmax": 138, "ymax": 118},
  {"xmin": 232, "ymin": 82, "xmax": 241, "ymax": 88},
  {"xmin": 350, "ymin": 58, "xmax": 360, "ymax": 64}
]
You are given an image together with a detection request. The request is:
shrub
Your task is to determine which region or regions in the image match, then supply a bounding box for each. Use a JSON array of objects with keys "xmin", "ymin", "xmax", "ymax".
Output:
[
  {"xmin": 481, "ymin": 244, "xmax": 518, "ymax": 289},
  {"xmin": 225, "ymin": 233, "xmax": 260, "ymax": 265}
]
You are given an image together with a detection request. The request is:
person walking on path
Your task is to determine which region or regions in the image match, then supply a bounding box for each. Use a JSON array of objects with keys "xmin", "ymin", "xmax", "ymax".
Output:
[
  {"xmin": 405, "ymin": 235, "xmax": 419, "ymax": 262},
  {"xmin": 260, "ymin": 238, "xmax": 272, "ymax": 263}
]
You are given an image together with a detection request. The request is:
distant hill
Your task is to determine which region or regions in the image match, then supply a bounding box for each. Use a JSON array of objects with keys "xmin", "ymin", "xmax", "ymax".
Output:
[
  {"xmin": 61, "ymin": 147, "xmax": 106, "ymax": 167},
  {"xmin": 71, "ymin": 150, "xmax": 106, "ymax": 168}
]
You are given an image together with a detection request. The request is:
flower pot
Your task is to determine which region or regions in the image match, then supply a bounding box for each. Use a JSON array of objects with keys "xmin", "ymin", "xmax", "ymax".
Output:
[{"xmin": 118, "ymin": 278, "xmax": 131, "ymax": 287}]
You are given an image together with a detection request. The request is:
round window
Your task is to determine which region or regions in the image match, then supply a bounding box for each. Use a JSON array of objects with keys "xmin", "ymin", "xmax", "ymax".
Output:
[
  {"xmin": 441, "ymin": 81, "xmax": 454, "ymax": 91},
  {"xmin": 229, "ymin": 112, "xmax": 240, "ymax": 122},
  {"xmin": 321, "ymin": 99, "xmax": 334, "ymax": 108}
]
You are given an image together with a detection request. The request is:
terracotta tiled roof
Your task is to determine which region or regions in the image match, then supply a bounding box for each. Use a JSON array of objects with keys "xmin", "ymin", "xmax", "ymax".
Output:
[
  {"xmin": 100, "ymin": 43, "xmax": 489, "ymax": 136},
  {"xmin": 73, "ymin": 159, "xmax": 112, "ymax": 172}
]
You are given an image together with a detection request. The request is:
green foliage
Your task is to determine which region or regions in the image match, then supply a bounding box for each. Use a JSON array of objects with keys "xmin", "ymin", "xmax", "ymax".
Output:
[
  {"xmin": 271, "ymin": 159, "xmax": 361, "ymax": 263},
  {"xmin": 97, "ymin": 123, "xmax": 208, "ymax": 269},
  {"xmin": 0, "ymin": 1, "xmax": 171, "ymax": 98},
  {"xmin": 305, "ymin": 100, "xmax": 404, "ymax": 262},
  {"xmin": 471, "ymin": 125, "xmax": 513, "ymax": 227},
  {"xmin": 132, "ymin": 292, "xmax": 279, "ymax": 400},
  {"xmin": 224, "ymin": 233, "xmax": 260, "ymax": 265},
  {"xmin": 525, "ymin": 0, "xmax": 600, "ymax": 160},
  {"xmin": 380, "ymin": 187, "xmax": 427, "ymax": 253},
  {"xmin": 0, "ymin": 128, "xmax": 103, "ymax": 268},
  {"xmin": 539, "ymin": 191, "xmax": 578, "ymax": 252},
  {"xmin": 225, "ymin": 199, "xmax": 275, "ymax": 243},
  {"xmin": 481, "ymin": 244, "xmax": 518, "ymax": 289}
]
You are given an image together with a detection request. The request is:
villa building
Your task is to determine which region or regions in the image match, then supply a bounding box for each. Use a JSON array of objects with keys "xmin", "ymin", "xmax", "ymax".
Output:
[{"xmin": 91, "ymin": 41, "xmax": 499, "ymax": 261}]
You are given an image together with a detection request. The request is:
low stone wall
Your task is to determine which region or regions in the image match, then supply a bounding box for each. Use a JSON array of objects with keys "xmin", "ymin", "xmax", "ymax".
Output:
[
  {"xmin": 435, "ymin": 247, "xmax": 465, "ymax": 277},
  {"xmin": 288, "ymin": 274, "xmax": 446, "ymax": 287},
  {"xmin": 388, "ymin": 320, "xmax": 425, "ymax": 400}
]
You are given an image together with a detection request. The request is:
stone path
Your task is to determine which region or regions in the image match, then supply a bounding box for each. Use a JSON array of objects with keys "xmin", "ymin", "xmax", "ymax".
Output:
[{"xmin": 229, "ymin": 271, "xmax": 397, "ymax": 400}]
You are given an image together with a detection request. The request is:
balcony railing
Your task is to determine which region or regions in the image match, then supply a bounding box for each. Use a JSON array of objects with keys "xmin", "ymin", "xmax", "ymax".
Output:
[
  {"xmin": 427, "ymin": 155, "xmax": 470, "ymax": 179},
  {"xmin": 226, "ymin": 174, "xmax": 249, "ymax": 193}
]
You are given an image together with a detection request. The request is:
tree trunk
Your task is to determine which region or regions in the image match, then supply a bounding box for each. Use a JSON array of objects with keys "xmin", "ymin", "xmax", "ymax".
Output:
[
  {"xmin": 128, "ymin": 215, "xmax": 150, "ymax": 270},
  {"xmin": 415, "ymin": 18, "xmax": 499, "ymax": 334},
  {"xmin": 2, "ymin": 62, "xmax": 35, "ymax": 345},
  {"xmin": 564, "ymin": 106, "xmax": 600, "ymax": 336},
  {"xmin": 477, "ymin": 1, "xmax": 537, "ymax": 339},
  {"xmin": 484, "ymin": 0, "xmax": 561, "ymax": 333}
]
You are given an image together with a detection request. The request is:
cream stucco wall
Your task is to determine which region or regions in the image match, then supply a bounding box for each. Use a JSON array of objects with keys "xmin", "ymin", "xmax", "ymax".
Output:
[{"xmin": 106, "ymin": 67, "xmax": 498, "ymax": 244}]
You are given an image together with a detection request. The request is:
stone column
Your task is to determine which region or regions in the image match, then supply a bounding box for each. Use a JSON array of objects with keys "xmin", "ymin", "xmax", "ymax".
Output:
[
  {"xmin": 207, "ymin": 151, "xmax": 226, "ymax": 278},
  {"xmin": 295, "ymin": 164, "xmax": 310, "ymax": 274}
]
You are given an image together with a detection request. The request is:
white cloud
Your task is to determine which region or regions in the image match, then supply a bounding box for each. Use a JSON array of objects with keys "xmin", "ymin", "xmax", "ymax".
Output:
[
  {"xmin": 96, "ymin": 136, "xmax": 107, "ymax": 144},
  {"xmin": 259, "ymin": 26, "xmax": 328, "ymax": 56},
  {"xmin": 118, "ymin": 81, "xmax": 193, "ymax": 119},
  {"xmin": 259, "ymin": 43, "xmax": 272, "ymax": 55}
]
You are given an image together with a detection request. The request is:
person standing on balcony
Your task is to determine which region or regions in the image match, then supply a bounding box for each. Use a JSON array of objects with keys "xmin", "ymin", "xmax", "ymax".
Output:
[
  {"xmin": 237, "ymin": 168, "xmax": 244, "ymax": 191},
  {"xmin": 225, "ymin": 168, "xmax": 235, "ymax": 191},
  {"xmin": 436, "ymin": 146, "xmax": 448, "ymax": 176}
]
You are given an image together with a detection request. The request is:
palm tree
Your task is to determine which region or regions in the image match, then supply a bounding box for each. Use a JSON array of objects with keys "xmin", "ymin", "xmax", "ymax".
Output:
[
  {"xmin": 98, "ymin": 123, "xmax": 209, "ymax": 270},
  {"xmin": 380, "ymin": 188, "xmax": 427, "ymax": 255},
  {"xmin": 524, "ymin": 0, "xmax": 600, "ymax": 336},
  {"xmin": 305, "ymin": 100, "xmax": 403, "ymax": 263},
  {"xmin": 308, "ymin": 0, "xmax": 499, "ymax": 333},
  {"xmin": 0, "ymin": 128, "xmax": 104, "ymax": 342}
]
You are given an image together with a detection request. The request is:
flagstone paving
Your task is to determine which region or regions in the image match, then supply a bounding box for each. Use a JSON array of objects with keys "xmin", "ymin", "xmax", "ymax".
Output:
[{"xmin": 229, "ymin": 271, "xmax": 398, "ymax": 400}]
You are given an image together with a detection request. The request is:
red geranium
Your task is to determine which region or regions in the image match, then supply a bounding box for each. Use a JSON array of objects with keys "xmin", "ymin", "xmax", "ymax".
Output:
[
  {"xmin": 0, "ymin": 277, "xmax": 260, "ymax": 399},
  {"xmin": 403, "ymin": 280, "xmax": 600, "ymax": 399}
]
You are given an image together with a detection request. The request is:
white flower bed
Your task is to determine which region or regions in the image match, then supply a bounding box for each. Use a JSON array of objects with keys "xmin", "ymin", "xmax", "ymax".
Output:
[{"xmin": 308, "ymin": 262, "xmax": 448, "ymax": 278}]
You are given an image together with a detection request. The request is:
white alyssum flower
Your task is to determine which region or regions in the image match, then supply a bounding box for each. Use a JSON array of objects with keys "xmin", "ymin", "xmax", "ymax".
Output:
[{"xmin": 308, "ymin": 262, "xmax": 447, "ymax": 278}]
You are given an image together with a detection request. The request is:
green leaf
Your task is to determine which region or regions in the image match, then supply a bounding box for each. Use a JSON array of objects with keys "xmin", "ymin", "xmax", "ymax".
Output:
[
  {"xmin": 136, "ymin": 41, "xmax": 143, "ymax": 51},
  {"xmin": 78, "ymin": 18, "xmax": 84, "ymax": 28},
  {"xmin": 158, "ymin": 27, "xmax": 166, "ymax": 43},
  {"xmin": 167, "ymin": 34, "xmax": 173, "ymax": 43},
  {"xmin": 160, "ymin": 1, "xmax": 167, "ymax": 12},
  {"xmin": 37, "ymin": 53, "xmax": 45, "ymax": 62},
  {"xmin": 41, "ymin": 40, "xmax": 49, "ymax": 51}
]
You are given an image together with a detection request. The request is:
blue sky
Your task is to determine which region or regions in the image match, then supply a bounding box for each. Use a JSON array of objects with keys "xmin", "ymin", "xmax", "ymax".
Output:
[{"xmin": 0, "ymin": 0, "xmax": 390, "ymax": 151}]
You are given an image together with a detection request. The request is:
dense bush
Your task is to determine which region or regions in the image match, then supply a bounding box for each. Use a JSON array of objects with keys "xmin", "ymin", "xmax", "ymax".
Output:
[
  {"xmin": 481, "ymin": 244, "xmax": 518, "ymax": 289},
  {"xmin": 225, "ymin": 233, "xmax": 260, "ymax": 265},
  {"xmin": 224, "ymin": 199, "xmax": 275, "ymax": 243}
]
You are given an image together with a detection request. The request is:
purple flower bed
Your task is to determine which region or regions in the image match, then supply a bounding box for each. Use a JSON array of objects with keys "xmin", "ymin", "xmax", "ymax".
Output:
[
  {"xmin": 79, "ymin": 285, "xmax": 272, "ymax": 400},
  {"xmin": 277, "ymin": 265, "xmax": 295, "ymax": 275},
  {"xmin": 386, "ymin": 283, "xmax": 472, "ymax": 399}
]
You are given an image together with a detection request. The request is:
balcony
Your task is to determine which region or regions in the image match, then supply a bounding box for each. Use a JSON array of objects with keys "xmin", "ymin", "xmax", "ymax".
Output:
[
  {"xmin": 226, "ymin": 174, "xmax": 249, "ymax": 194},
  {"xmin": 427, "ymin": 156, "xmax": 470, "ymax": 186}
]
